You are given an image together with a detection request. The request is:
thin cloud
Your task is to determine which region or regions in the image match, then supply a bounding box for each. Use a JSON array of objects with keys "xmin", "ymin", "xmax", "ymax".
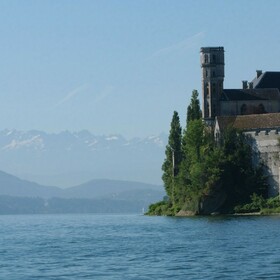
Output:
[
  {"xmin": 93, "ymin": 85, "xmax": 114, "ymax": 104},
  {"xmin": 54, "ymin": 83, "xmax": 89, "ymax": 108},
  {"xmin": 148, "ymin": 32, "xmax": 205, "ymax": 59}
]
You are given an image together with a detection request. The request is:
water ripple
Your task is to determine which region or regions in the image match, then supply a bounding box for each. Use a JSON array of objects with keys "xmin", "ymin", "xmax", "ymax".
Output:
[{"xmin": 0, "ymin": 214, "xmax": 280, "ymax": 279}]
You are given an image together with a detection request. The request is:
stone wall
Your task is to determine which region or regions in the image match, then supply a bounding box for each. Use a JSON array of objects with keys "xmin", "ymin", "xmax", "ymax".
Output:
[
  {"xmin": 220, "ymin": 100, "xmax": 280, "ymax": 116},
  {"xmin": 246, "ymin": 129, "xmax": 280, "ymax": 197}
]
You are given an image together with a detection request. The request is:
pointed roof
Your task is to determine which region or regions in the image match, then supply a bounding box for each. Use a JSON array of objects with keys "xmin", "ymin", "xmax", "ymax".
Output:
[
  {"xmin": 220, "ymin": 71, "xmax": 280, "ymax": 102},
  {"xmin": 253, "ymin": 71, "xmax": 280, "ymax": 91}
]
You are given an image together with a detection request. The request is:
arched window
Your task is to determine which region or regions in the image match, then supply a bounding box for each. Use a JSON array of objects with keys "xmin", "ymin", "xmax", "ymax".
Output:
[
  {"xmin": 257, "ymin": 103, "xmax": 266, "ymax": 114},
  {"xmin": 241, "ymin": 104, "xmax": 247, "ymax": 115}
]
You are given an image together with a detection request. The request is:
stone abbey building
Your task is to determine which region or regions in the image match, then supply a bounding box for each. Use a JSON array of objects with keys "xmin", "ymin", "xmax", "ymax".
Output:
[{"xmin": 200, "ymin": 47, "xmax": 280, "ymax": 196}]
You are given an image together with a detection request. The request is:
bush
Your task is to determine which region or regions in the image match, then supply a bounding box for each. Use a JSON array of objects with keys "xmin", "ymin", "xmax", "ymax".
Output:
[
  {"xmin": 260, "ymin": 207, "xmax": 280, "ymax": 215},
  {"xmin": 146, "ymin": 201, "xmax": 170, "ymax": 216},
  {"xmin": 234, "ymin": 193, "xmax": 265, "ymax": 213},
  {"xmin": 266, "ymin": 196, "xmax": 280, "ymax": 209},
  {"xmin": 234, "ymin": 195, "xmax": 280, "ymax": 214},
  {"xmin": 234, "ymin": 203, "xmax": 260, "ymax": 213}
]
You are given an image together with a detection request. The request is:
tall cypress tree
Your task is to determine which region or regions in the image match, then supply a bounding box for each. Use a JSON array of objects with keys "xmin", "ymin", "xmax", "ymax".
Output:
[
  {"xmin": 162, "ymin": 111, "xmax": 182, "ymax": 205},
  {"xmin": 187, "ymin": 90, "xmax": 202, "ymax": 124},
  {"xmin": 178, "ymin": 90, "xmax": 203, "ymax": 205}
]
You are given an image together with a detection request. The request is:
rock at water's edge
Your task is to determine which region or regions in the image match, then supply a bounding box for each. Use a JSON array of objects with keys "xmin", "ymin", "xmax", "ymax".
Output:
[{"xmin": 175, "ymin": 210, "xmax": 197, "ymax": 216}]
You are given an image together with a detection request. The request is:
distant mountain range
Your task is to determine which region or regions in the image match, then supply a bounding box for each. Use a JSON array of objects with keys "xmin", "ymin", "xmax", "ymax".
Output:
[
  {"xmin": 0, "ymin": 129, "xmax": 167, "ymax": 187},
  {"xmin": 0, "ymin": 170, "xmax": 165, "ymax": 214}
]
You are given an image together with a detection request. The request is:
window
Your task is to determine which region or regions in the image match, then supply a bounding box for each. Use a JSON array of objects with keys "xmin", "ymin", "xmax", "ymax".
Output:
[
  {"xmin": 212, "ymin": 54, "xmax": 216, "ymax": 62},
  {"xmin": 212, "ymin": 83, "xmax": 216, "ymax": 94},
  {"xmin": 206, "ymin": 83, "xmax": 209, "ymax": 96},
  {"xmin": 205, "ymin": 101, "xmax": 209, "ymax": 117},
  {"xmin": 257, "ymin": 104, "xmax": 265, "ymax": 114},
  {"xmin": 204, "ymin": 54, "xmax": 208, "ymax": 63},
  {"xmin": 241, "ymin": 104, "xmax": 247, "ymax": 115}
]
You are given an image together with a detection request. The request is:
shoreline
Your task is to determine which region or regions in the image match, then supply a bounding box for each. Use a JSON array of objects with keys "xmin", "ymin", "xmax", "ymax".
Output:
[{"xmin": 147, "ymin": 211, "xmax": 280, "ymax": 217}]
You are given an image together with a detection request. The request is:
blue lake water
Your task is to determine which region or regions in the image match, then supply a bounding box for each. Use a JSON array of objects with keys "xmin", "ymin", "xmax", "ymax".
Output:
[{"xmin": 0, "ymin": 214, "xmax": 280, "ymax": 279}]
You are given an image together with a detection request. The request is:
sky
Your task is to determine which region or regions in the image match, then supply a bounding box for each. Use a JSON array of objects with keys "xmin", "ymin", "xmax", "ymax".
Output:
[{"xmin": 0, "ymin": 0, "xmax": 280, "ymax": 138}]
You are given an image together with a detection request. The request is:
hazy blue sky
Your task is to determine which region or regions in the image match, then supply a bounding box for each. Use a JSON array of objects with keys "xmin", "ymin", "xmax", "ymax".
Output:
[{"xmin": 0, "ymin": 0, "xmax": 279, "ymax": 138}]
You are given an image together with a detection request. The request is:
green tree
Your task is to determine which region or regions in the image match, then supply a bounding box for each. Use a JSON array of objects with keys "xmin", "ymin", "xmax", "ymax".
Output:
[
  {"xmin": 219, "ymin": 128, "xmax": 268, "ymax": 210},
  {"xmin": 187, "ymin": 90, "xmax": 202, "ymax": 123},
  {"xmin": 177, "ymin": 119, "xmax": 206, "ymax": 206},
  {"xmin": 162, "ymin": 111, "xmax": 182, "ymax": 205},
  {"xmin": 152, "ymin": 91, "xmax": 268, "ymax": 216},
  {"xmin": 184, "ymin": 119, "xmax": 204, "ymax": 162},
  {"xmin": 177, "ymin": 90, "xmax": 202, "ymax": 206}
]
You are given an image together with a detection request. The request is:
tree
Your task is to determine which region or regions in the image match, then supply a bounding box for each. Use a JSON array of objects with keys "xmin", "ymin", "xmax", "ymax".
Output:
[
  {"xmin": 162, "ymin": 111, "xmax": 182, "ymax": 205},
  {"xmin": 154, "ymin": 90, "xmax": 268, "ymax": 216},
  {"xmin": 177, "ymin": 89, "xmax": 203, "ymax": 206},
  {"xmin": 219, "ymin": 128, "xmax": 268, "ymax": 210},
  {"xmin": 187, "ymin": 90, "xmax": 202, "ymax": 124},
  {"xmin": 179, "ymin": 119, "xmax": 217, "ymax": 204}
]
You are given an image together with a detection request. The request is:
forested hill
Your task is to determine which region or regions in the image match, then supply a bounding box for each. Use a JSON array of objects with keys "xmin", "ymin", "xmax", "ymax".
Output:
[
  {"xmin": 0, "ymin": 170, "xmax": 163, "ymax": 198},
  {"xmin": 0, "ymin": 171, "xmax": 164, "ymax": 214}
]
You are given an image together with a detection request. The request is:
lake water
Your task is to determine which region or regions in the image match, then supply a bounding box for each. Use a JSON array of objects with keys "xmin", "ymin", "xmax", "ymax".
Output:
[{"xmin": 0, "ymin": 214, "xmax": 280, "ymax": 279}]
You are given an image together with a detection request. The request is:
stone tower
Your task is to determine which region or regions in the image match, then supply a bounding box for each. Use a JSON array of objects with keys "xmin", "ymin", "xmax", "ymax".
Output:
[{"xmin": 200, "ymin": 47, "xmax": 224, "ymax": 123}]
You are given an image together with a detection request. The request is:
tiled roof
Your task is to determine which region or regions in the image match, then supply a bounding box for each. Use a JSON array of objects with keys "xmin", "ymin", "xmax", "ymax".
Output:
[
  {"xmin": 216, "ymin": 113, "xmax": 280, "ymax": 131},
  {"xmin": 253, "ymin": 72, "xmax": 280, "ymax": 91},
  {"xmin": 215, "ymin": 116, "xmax": 237, "ymax": 131}
]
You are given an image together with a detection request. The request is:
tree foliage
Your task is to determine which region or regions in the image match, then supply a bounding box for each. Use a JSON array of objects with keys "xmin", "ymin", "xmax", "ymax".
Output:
[
  {"xmin": 162, "ymin": 111, "xmax": 182, "ymax": 205},
  {"xmin": 148, "ymin": 89, "xmax": 268, "ymax": 216},
  {"xmin": 218, "ymin": 128, "xmax": 268, "ymax": 210},
  {"xmin": 187, "ymin": 90, "xmax": 202, "ymax": 124}
]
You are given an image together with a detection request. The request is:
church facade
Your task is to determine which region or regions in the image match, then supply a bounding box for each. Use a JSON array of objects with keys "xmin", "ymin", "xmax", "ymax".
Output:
[{"xmin": 200, "ymin": 47, "xmax": 280, "ymax": 196}]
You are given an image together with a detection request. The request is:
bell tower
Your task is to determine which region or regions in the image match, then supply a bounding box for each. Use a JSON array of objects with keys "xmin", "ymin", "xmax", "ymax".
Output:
[{"xmin": 200, "ymin": 47, "xmax": 224, "ymax": 123}]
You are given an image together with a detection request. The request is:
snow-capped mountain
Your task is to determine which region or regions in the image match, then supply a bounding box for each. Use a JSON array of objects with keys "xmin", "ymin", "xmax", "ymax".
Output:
[{"xmin": 0, "ymin": 129, "xmax": 167, "ymax": 187}]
